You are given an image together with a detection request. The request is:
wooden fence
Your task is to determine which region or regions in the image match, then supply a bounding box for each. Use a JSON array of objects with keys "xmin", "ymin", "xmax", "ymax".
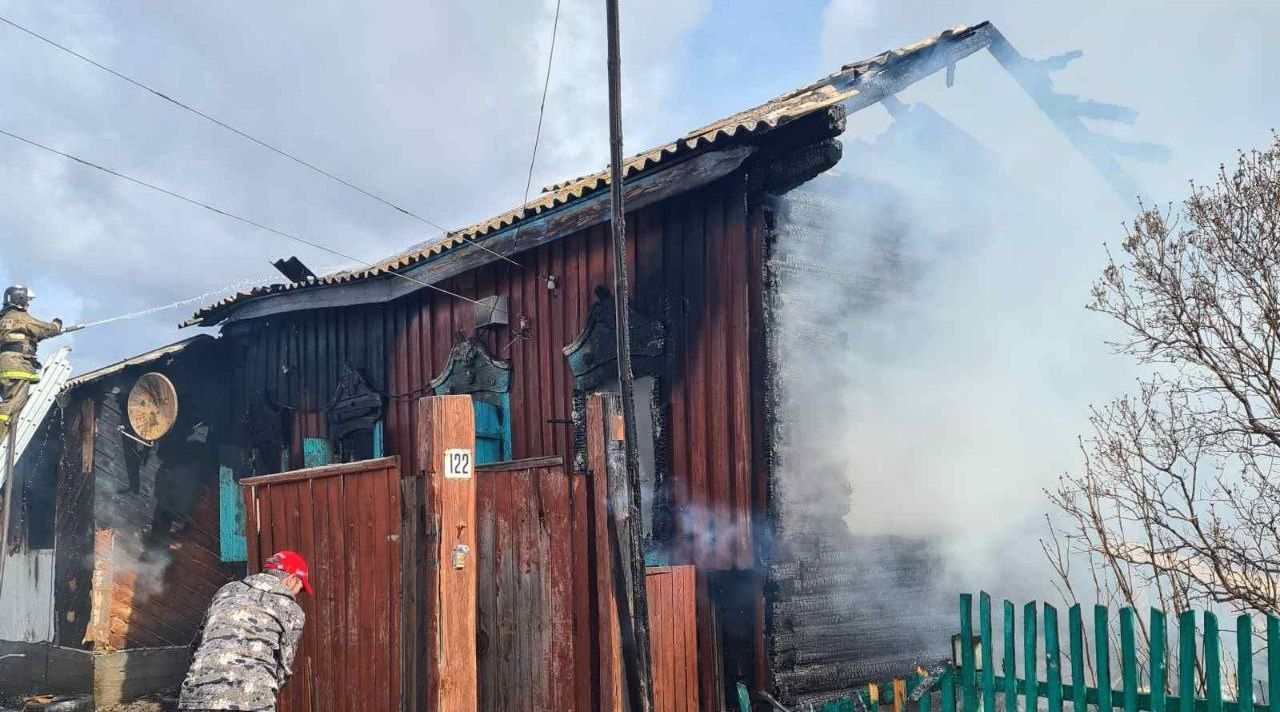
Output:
[
  {"xmin": 744, "ymin": 593, "xmax": 1280, "ymax": 712},
  {"xmin": 240, "ymin": 456, "xmax": 404, "ymax": 712}
]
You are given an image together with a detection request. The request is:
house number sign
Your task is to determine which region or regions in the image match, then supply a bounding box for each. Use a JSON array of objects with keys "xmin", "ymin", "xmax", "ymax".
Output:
[{"xmin": 444, "ymin": 448, "xmax": 473, "ymax": 479}]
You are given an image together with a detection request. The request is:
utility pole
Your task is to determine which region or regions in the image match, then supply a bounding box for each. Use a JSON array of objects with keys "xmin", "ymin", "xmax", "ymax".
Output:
[{"xmin": 604, "ymin": 0, "xmax": 654, "ymax": 709}]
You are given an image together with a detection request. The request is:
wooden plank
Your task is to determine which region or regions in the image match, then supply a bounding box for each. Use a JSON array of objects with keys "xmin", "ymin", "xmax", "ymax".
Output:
[
  {"xmin": 362, "ymin": 460, "xmax": 384, "ymax": 712},
  {"xmin": 493, "ymin": 467, "xmax": 515, "ymax": 712},
  {"xmin": 474, "ymin": 473, "xmax": 496, "ymax": 712},
  {"xmin": 1178, "ymin": 611, "xmax": 1195, "ymax": 712},
  {"xmin": 650, "ymin": 569, "xmax": 671, "ymax": 712},
  {"xmin": 311, "ymin": 476, "xmax": 336, "ymax": 712},
  {"xmin": 218, "ymin": 146, "xmax": 756, "ymax": 327},
  {"xmin": 661, "ymin": 197, "xmax": 688, "ymax": 563},
  {"xmin": 544, "ymin": 467, "xmax": 574, "ymax": 711},
  {"xmin": 1235, "ymin": 614, "xmax": 1250, "ymax": 710},
  {"xmin": 341, "ymin": 468, "xmax": 361, "ymax": 712},
  {"xmin": 683, "ymin": 195, "xmax": 709, "ymax": 567},
  {"xmin": 329, "ymin": 472, "xmax": 352, "ymax": 712},
  {"xmin": 418, "ymin": 395, "xmax": 478, "ymax": 712},
  {"xmin": 726, "ymin": 175, "xmax": 753, "ymax": 569},
  {"xmin": 372, "ymin": 464, "xmax": 396, "ymax": 711},
  {"xmin": 1045, "ymin": 604, "xmax": 1063, "ymax": 712},
  {"xmin": 1268, "ymin": 616, "xmax": 1279, "ymax": 712},
  {"xmin": 704, "ymin": 186, "xmax": 730, "ymax": 567},
  {"xmin": 960, "ymin": 594, "xmax": 977, "ymax": 712},
  {"xmin": 1096, "ymin": 606, "xmax": 1112, "ymax": 712},
  {"xmin": 675, "ymin": 566, "xmax": 697, "ymax": 712},
  {"xmin": 980, "ymin": 593, "xmax": 995, "ymax": 712},
  {"xmin": 1122, "ymin": 608, "xmax": 1138, "ymax": 712},
  {"xmin": 570, "ymin": 471, "xmax": 593, "ymax": 712},
  {"xmin": 940, "ymin": 666, "xmax": 956, "ymax": 712},
  {"xmin": 1003, "ymin": 600, "xmax": 1017, "ymax": 712},
  {"xmin": 387, "ymin": 466, "xmax": 403, "ymax": 712},
  {"xmin": 476, "ymin": 456, "xmax": 565, "ymax": 473},
  {"xmin": 1151, "ymin": 609, "xmax": 1167, "ymax": 712},
  {"xmin": 243, "ymin": 485, "xmax": 260, "ymax": 572},
  {"xmin": 241, "ymin": 457, "xmax": 399, "ymax": 486},
  {"xmin": 587, "ymin": 394, "xmax": 623, "ymax": 711},
  {"xmin": 1070, "ymin": 605, "xmax": 1086, "ymax": 712},
  {"xmin": 548, "ymin": 240, "xmax": 567, "ymax": 460},
  {"xmin": 1205, "ymin": 612, "xmax": 1221, "ymax": 712},
  {"xmin": 525, "ymin": 248, "xmax": 546, "ymax": 457},
  {"xmin": 516, "ymin": 467, "xmax": 539, "ymax": 709},
  {"xmin": 1024, "ymin": 602, "xmax": 1038, "ymax": 712}
]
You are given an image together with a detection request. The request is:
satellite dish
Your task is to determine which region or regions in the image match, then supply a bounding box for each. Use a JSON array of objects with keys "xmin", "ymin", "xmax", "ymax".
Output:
[{"xmin": 127, "ymin": 372, "xmax": 179, "ymax": 442}]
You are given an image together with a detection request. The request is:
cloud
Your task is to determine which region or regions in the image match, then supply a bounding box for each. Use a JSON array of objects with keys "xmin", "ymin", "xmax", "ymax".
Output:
[{"xmin": 0, "ymin": 0, "xmax": 709, "ymax": 370}]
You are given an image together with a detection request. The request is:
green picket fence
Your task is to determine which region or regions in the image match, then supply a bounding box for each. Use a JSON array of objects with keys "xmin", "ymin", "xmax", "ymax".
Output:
[
  {"xmin": 951, "ymin": 592, "xmax": 1280, "ymax": 712},
  {"xmin": 739, "ymin": 592, "xmax": 1280, "ymax": 712}
]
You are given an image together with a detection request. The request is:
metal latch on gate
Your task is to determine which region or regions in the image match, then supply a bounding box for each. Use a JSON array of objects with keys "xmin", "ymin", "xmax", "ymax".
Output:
[{"xmin": 451, "ymin": 543, "xmax": 470, "ymax": 570}]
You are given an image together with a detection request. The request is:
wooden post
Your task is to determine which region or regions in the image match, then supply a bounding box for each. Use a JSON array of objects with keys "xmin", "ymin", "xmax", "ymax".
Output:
[
  {"xmin": 417, "ymin": 395, "xmax": 478, "ymax": 712},
  {"xmin": 586, "ymin": 393, "xmax": 624, "ymax": 710},
  {"xmin": 602, "ymin": 0, "xmax": 654, "ymax": 707}
]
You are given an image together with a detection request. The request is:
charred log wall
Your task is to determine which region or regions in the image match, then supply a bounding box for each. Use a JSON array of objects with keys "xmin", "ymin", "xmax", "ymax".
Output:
[
  {"xmin": 762, "ymin": 185, "xmax": 951, "ymax": 707},
  {"xmin": 77, "ymin": 343, "xmax": 240, "ymax": 652}
]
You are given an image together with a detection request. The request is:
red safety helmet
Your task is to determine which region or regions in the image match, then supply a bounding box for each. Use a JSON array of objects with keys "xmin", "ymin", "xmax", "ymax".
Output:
[{"xmin": 264, "ymin": 550, "xmax": 313, "ymax": 595}]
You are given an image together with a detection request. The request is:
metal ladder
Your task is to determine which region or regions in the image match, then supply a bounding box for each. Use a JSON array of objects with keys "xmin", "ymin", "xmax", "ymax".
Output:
[{"xmin": 0, "ymin": 345, "xmax": 73, "ymax": 486}]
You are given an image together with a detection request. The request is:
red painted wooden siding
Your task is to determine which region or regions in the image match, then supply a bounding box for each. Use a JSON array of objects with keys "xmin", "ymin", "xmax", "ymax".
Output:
[
  {"xmin": 474, "ymin": 458, "xmax": 588, "ymax": 711},
  {"xmin": 241, "ymin": 457, "xmax": 402, "ymax": 712},
  {"xmin": 230, "ymin": 176, "xmax": 760, "ymax": 572},
  {"xmin": 646, "ymin": 566, "xmax": 702, "ymax": 712}
]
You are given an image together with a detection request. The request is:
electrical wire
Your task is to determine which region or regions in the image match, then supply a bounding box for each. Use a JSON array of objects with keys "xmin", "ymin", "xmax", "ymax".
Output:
[
  {"xmin": 498, "ymin": 0, "xmax": 565, "ymax": 291},
  {"xmin": 0, "ymin": 13, "xmax": 534, "ymax": 275},
  {"xmin": 519, "ymin": 0, "xmax": 563, "ymax": 227},
  {"xmin": 0, "ymin": 126, "xmax": 480, "ymax": 306},
  {"xmin": 0, "ymin": 14, "xmax": 451, "ymax": 233}
]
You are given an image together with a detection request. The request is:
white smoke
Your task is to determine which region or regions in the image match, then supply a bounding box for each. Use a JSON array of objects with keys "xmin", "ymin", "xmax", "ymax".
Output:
[{"xmin": 773, "ymin": 92, "xmax": 1140, "ymax": 607}]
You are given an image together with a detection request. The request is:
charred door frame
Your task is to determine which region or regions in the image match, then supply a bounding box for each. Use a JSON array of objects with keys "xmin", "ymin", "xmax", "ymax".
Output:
[{"xmin": 563, "ymin": 286, "xmax": 671, "ymax": 561}]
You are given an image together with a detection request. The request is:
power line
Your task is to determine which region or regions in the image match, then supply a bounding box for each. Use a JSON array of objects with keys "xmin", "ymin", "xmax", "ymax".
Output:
[
  {"xmin": 499, "ymin": 0, "xmax": 564, "ymax": 288},
  {"xmin": 0, "ymin": 126, "xmax": 480, "ymax": 306},
  {"xmin": 520, "ymin": 0, "xmax": 564, "ymax": 218},
  {"xmin": 0, "ymin": 13, "xmax": 538, "ymax": 276},
  {"xmin": 0, "ymin": 14, "xmax": 451, "ymax": 234}
]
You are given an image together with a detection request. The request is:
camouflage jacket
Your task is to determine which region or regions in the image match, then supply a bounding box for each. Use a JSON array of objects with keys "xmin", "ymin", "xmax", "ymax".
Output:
[
  {"xmin": 0, "ymin": 306, "xmax": 61, "ymax": 359},
  {"xmin": 179, "ymin": 572, "xmax": 306, "ymax": 711}
]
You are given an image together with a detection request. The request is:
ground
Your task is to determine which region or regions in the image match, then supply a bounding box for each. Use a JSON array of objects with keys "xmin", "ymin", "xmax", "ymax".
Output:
[{"xmin": 1, "ymin": 691, "xmax": 177, "ymax": 711}]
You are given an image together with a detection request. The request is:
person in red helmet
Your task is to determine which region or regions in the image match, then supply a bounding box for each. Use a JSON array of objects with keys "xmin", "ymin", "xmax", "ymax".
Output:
[{"xmin": 178, "ymin": 551, "xmax": 311, "ymax": 711}]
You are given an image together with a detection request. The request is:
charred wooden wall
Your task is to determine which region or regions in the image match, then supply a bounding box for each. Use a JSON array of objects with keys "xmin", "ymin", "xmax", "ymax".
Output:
[
  {"xmin": 60, "ymin": 341, "xmax": 241, "ymax": 653},
  {"xmin": 761, "ymin": 179, "xmax": 953, "ymax": 706},
  {"xmin": 225, "ymin": 175, "xmax": 762, "ymax": 573}
]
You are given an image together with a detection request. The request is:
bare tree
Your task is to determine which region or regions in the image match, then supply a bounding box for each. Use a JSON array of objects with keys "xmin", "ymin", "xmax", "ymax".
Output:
[{"xmin": 1049, "ymin": 134, "xmax": 1280, "ymax": 625}]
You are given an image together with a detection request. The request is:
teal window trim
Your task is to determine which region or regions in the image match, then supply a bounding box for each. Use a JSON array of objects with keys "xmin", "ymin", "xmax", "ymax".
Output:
[
  {"xmin": 473, "ymin": 394, "xmax": 511, "ymax": 465},
  {"xmin": 219, "ymin": 465, "xmax": 247, "ymax": 563}
]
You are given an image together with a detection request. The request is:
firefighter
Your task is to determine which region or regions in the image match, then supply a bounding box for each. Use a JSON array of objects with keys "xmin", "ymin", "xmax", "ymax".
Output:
[
  {"xmin": 178, "ymin": 550, "xmax": 310, "ymax": 712},
  {"xmin": 0, "ymin": 285, "xmax": 63, "ymax": 443}
]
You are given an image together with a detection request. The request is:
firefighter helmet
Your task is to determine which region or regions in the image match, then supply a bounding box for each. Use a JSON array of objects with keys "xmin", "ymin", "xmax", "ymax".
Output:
[{"xmin": 3, "ymin": 285, "xmax": 34, "ymax": 310}]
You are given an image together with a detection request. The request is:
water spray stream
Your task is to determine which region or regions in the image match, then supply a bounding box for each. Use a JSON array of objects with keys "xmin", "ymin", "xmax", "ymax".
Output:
[{"xmin": 65, "ymin": 262, "xmax": 353, "ymax": 332}]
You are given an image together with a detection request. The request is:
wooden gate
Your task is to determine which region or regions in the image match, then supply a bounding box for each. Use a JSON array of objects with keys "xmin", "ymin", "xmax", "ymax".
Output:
[
  {"xmin": 240, "ymin": 456, "xmax": 402, "ymax": 712},
  {"xmin": 474, "ymin": 456, "xmax": 579, "ymax": 711}
]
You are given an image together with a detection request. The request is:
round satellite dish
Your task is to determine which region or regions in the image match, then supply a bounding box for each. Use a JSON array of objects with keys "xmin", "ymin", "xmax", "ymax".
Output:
[{"xmin": 127, "ymin": 372, "xmax": 179, "ymax": 442}]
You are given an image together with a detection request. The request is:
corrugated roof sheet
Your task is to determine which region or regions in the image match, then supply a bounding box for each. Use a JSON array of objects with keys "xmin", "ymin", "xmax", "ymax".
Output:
[
  {"xmin": 66, "ymin": 335, "xmax": 213, "ymax": 389},
  {"xmin": 186, "ymin": 22, "xmax": 990, "ymax": 327}
]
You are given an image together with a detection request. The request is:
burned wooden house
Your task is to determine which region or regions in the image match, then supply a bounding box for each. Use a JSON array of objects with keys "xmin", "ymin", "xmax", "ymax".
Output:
[
  {"xmin": 2, "ymin": 23, "xmax": 1013, "ymax": 709},
  {"xmin": 0, "ymin": 335, "xmax": 243, "ymax": 706}
]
